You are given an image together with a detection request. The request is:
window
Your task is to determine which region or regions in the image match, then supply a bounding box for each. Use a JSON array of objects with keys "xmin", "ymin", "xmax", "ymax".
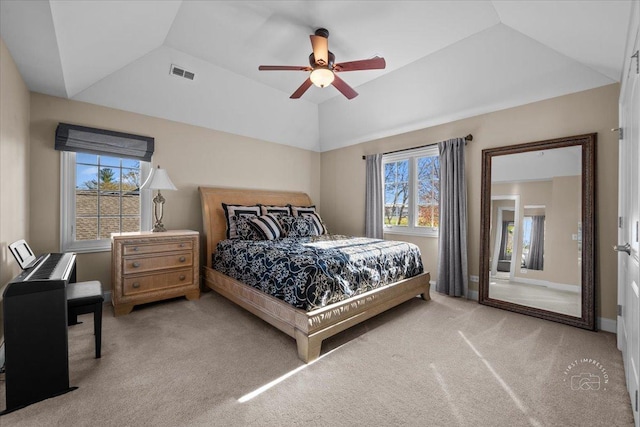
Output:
[
  {"xmin": 61, "ymin": 152, "xmax": 151, "ymax": 252},
  {"xmin": 502, "ymin": 222, "xmax": 515, "ymax": 259},
  {"xmin": 383, "ymin": 146, "xmax": 440, "ymax": 236}
]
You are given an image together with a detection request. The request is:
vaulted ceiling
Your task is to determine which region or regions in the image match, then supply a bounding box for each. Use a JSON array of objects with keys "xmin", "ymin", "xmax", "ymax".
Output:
[{"xmin": 0, "ymin": 1, "xmax": 632, "ymax": 152}]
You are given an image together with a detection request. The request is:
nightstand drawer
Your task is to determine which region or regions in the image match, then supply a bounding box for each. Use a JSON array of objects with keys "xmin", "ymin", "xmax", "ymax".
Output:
[
  {"xmin": 123, "ymin": 252, "xmax": 192, "ymax": 275},
  {"xmin": 123, "ymin": 241, "xmax": 192, "ymax": 255},
  {"xmin": 123, "ymin": 269, "xmax": 193, "ymax": 295}
]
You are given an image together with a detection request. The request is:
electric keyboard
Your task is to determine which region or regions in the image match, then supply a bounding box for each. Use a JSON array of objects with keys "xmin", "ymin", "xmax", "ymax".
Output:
[{"xmin": 7, "ymin": 252, "xmax": 76, "ymax": 292}]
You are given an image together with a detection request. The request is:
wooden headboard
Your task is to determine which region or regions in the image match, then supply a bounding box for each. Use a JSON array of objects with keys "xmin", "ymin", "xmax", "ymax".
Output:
[{"xmin": 198, "ymin": 187, "xmax": 313, "ymax": 268}]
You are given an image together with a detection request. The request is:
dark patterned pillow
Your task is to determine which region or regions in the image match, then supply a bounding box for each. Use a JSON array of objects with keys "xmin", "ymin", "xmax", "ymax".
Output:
[
  {"xmin": 289, "ymin": 204, "xmax": 327, "ymax": 234},
  {"xmin": 222, "ymin": 203, "xmax": 261, "ymax": 239},
  {"xmin": 249, "ymin": 214, "xmax": 284, "ymax": 240},
  {"xmin": 260, "ymin": 205, "xmax": 291, "ymax": 216},
  {"xmin": 279, "ymin": 215, "xmax": 318, "ymax": 238},
  {"xmin": 234, "ymin": 216, "xmax": 259, "ymax": 240}
]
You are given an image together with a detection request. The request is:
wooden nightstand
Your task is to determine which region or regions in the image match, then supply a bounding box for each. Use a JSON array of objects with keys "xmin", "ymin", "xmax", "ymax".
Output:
[{"xmin": 111, "ymin": 230, "xmax": 200, "ymax": 316}]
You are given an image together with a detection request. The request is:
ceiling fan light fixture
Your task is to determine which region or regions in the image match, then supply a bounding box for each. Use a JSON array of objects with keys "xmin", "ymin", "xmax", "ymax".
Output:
[{"xmin": 310, "ymin": 67, "xmax": 334, "ymax": 88}]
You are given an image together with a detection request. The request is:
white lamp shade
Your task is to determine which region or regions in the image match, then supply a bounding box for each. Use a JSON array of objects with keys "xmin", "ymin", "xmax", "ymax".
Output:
[
  {"xmin": 310, "ymin": 67, "xmax": 334, "ymax": 88},
  {"xmin": 140, "ymin": 167, "xmax": 177, "ymax": 191}
]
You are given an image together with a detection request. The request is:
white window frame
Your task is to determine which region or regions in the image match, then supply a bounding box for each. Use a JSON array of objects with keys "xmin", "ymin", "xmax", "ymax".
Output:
[
  {"xmin": 60, "ymin": 152, "xmax": 151, "ymax": 253},
  {"xmin": 383, "ymin": 145, "xmax": 439, "ymax": 237}
]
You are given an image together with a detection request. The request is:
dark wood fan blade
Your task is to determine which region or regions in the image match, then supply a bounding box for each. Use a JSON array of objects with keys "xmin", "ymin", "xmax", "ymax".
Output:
[
  {"xmin": 332, "ymin": 74, "xmax": 358, "ymax": 99},
  {"xmin": 310, "ymin": 35, "xmax": 329, "ymax": 65},
  {"xmin": 334, "ymin": 56, "xmax": 386, "ymax": 72},
  {"xmin": 290, "ymin": 78, "xmax": 313, "ymax": 99},
  {"xmin": 259, "ymin": 65, "xmax": 312, "ymax": 71}
]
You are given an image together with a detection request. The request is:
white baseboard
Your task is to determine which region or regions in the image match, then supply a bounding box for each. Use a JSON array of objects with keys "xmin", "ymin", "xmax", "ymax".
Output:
[
  {"xmin": 598, "ymin": 317, "xmax": 616, "ymax": 333},
  {"xmin": 103, "ymin": 290, "xmax": 111, "ymax": 303}
]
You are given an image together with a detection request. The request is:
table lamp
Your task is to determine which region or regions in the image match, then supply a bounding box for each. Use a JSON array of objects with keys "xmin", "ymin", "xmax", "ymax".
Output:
[{"xmin": 140, "ymin": 165, "xmax": 177, "ymax": 232}]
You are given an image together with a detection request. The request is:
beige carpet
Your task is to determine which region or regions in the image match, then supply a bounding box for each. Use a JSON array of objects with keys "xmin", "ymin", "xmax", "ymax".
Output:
[{"xmin": 0, "ymin": 291, "xmax": 634, "ymax": 426}]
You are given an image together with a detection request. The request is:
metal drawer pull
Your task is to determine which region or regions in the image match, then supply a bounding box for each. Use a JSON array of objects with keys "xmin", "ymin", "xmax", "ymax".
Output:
[
  {"xmin": 179, "ymin": 275, "xmax": 186, "ymax": 281},
  {"xmin": 132, "ymin": 262, "xmax": 140, "ymax": 268},
  {"xmin": 133, "ymin": 247, "xmax": 139, "ymax": 251},
  {"xmin": 132, "ymin": 282, "xmax": 140, "ymax": 288},
  {"xmin": 179, "ymin": 256, "xmax": 186, "ymax": 262},
  {"xmin": 179, "ymin": 243, "xmax": 185, "ymax": 248}
]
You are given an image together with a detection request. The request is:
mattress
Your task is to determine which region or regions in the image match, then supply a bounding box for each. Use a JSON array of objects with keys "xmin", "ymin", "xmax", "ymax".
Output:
[{"xmin": 213, "ymin": 234, "xmax": 424, "ymax": 311}]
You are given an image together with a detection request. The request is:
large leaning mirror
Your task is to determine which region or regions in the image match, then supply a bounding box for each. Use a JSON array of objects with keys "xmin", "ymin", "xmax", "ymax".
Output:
[{"xmin": 479, "ymin": 134, "xmax": 596, "ymax": 330}]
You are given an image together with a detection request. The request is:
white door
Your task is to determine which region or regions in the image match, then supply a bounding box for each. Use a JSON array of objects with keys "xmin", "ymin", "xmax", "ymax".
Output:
[{"xmin": 618, "ymin": 3, "xmax": 640, "ymax": 425}]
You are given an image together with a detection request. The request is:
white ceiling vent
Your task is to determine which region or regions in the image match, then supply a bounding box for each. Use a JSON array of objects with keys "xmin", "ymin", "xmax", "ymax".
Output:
[{"xmin": 170, "ymin": 64, "xmax": 195, "ymax": 81}]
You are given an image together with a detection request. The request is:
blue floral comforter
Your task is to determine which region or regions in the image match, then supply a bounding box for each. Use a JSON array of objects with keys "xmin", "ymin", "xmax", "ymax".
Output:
[{"xmin": 213, "ymin": 235, "xmax": 424, "ymax": 311}]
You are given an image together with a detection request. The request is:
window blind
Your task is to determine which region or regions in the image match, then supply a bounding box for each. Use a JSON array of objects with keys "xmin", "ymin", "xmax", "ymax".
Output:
[{"xmin": 55, "ymin": 123, "xmax": 154, "ymax": 162}]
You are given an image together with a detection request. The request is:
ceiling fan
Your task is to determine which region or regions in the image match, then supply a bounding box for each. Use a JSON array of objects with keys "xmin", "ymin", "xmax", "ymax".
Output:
[{"xmin": 258, "ymin": 28, "xmax": 386, "ymax": 100}]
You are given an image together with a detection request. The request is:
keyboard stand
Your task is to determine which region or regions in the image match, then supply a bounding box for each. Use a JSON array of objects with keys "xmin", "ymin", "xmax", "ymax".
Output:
[{"xmin": 1, "ymin": 256, "xmax": 77, "ymax": 415}]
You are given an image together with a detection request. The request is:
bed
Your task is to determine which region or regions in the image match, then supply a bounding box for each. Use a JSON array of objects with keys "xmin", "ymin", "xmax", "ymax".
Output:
[{"xmin": 199, "ymin": 186, "xmax": 431, "ymax": 363}]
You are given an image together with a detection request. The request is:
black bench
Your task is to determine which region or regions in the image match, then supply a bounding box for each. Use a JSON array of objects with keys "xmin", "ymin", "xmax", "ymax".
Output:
[{"xmin": 67, "ymin": 280, "xmax": 104, "ymax": 359}]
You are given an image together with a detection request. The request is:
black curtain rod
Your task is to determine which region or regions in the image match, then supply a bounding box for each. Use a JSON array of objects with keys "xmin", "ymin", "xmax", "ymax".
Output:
[{"xmin": 362, "ymin": 134, "xmax": 473, "ymax": 160}]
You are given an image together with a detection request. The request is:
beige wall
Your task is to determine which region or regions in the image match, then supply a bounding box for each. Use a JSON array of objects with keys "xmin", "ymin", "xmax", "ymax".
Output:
[
  {"xmin": 29, "ymin": 93, "xmax": 321, "ymax": 291},
  {"xmin": 320, "ymin": 83, "xmax": 619, "ymax": 321},
  {"xmin": 0, "ymin": 37, "xmax": 31, "ymax": 341},
  {"xmin": 545, "ymin": 176, "xmax": 582, "ymax": 286}
]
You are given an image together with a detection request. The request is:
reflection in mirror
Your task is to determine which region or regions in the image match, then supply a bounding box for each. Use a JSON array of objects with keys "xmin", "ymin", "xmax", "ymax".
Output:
[
  {"xmin": 490, "ymin": 196, "xmax": 519, "ymax": 279},
  {"xmin": 522, "ymin": 206, "xmax": 545, "ymax": 271},
  {"xmin": 480, "ymin": 134, "xmax": 595, "ymax": 330}
]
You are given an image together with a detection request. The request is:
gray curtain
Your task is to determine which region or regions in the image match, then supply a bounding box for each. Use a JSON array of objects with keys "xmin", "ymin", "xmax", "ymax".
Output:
[
  {"xmin": 365, "ymin": 154, "xmax": 384, "ymax": 239},
  {"xmin": 527, "ymin": 215, "xmax": 545, "ymax": 270},
  {"xmin": 436, "ymin": 138, "xmax": 468, "ymax": 297}
]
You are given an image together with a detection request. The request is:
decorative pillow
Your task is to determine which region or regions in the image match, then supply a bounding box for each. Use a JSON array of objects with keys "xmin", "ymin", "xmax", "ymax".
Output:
[
  {"xmin": 234, "ymin": 216, "xmax": 259, "ymax": 240},
  {"xmin": 288, "ymin": 205, "xmax": 327, "ymax": 235},
  {"xmin": 279, "ymin": 215, "xmax": 318, "ymax": 238},
  {"xmin": 289, "ymin": 205, "xmax": 317, "ymax": 217},
  {"xmin": 301, "ymin": 211, "xmax": 327, "ymax": 235},
  {"xmin": 248, "ymin": 214, "xmax": 284, "ymax": 241},
  {"xmin": 222, "ymin": 203, "xmax": 261, "ymax": 239},
  {"xmin": 260, "ymin": 205, "xmax": 291, "ymax": 217}
]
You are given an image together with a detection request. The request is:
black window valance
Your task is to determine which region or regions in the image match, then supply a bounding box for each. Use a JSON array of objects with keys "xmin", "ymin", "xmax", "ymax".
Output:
[{"xmin": 55, "ymin": 123, "xmax": 154, "ymax": 162}]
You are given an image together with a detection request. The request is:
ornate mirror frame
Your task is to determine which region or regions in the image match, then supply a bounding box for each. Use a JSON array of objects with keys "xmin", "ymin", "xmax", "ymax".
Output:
[{"xmin": 479, "ymin": 133, "xmax": 596, "ymax": 330}]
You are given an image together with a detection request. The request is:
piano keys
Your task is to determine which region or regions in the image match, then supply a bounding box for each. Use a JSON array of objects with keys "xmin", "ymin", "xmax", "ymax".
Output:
[{"xmin": 1, "ymin": 252, "xmax": 77, "ymax": 415}]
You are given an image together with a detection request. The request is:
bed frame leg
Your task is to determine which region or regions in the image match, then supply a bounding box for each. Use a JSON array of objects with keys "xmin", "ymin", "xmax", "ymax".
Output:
[
  {"xmin": 420, "ymin": 282, "xmax": 431, "ymax": 301},
  {"xmin": 295, "ymin": 329, "xmax": 322, "ymax": 363}
]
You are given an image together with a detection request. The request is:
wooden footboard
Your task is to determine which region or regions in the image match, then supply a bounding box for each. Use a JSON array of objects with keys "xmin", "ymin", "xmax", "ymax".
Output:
[{"xmin": 204, "ymin": 266, "xmax": 430, "ymax": 363}]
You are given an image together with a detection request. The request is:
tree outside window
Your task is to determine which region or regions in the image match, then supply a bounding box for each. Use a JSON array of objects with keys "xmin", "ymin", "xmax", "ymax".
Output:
[
  {"xmin": 384, "ymin": 160, "xmax": 409, "ymax": 226},
  {"xmin": 383, "ymin": 146, "xmax": 440, "ymax": 236}
]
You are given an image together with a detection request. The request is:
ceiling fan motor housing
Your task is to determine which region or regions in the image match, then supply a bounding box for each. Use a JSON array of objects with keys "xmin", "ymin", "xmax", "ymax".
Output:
[{"xmin": 309, "ymin": 51, "xmax": 335, "ymax": 68}]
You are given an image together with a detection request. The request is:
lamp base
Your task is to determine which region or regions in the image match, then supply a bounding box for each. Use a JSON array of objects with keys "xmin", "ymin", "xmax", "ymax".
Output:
[
  {"xmin": 151, "ymin": 191, "xmax": 167, "ymax": 232},
  {"xmin": 152, "ymin": 222, "xmax": 167, "ymax": 232}
]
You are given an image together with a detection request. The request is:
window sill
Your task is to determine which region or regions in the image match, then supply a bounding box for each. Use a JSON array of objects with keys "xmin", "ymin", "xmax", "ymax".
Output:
[
  {"xmin": 61, "ymin": 240, "xmax": 112, "ymax": 254},
  {"xmin": 383, "ymin": 229, "xmax": 438, "ymax": 238}
]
